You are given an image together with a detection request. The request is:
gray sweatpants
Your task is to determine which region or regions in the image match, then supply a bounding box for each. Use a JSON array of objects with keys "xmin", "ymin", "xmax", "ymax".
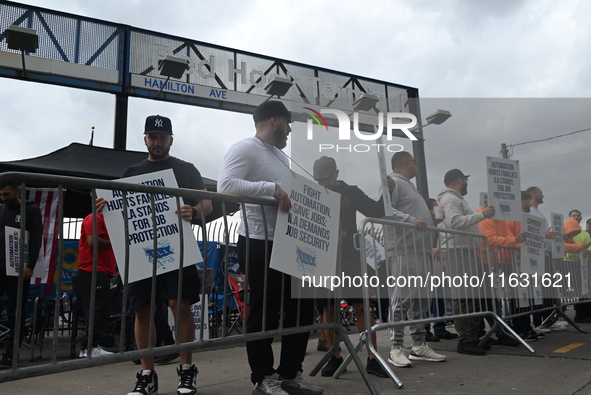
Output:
[{"xmin": 388, "ymin": 253, "xmax": 432, "ymax": 348}]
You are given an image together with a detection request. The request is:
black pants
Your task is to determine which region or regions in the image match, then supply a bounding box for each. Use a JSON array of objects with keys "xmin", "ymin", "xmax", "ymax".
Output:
[
  {"xmin": 76, "ymin": 270, "xmax": 112, "ymax": 348},
  {"xmin": 238, "ymin": 236, "xmax": 315, "ymax": 384},
  {"xmin": 0, "ymin": 271, "xmax": 30, "ymax": 353}
]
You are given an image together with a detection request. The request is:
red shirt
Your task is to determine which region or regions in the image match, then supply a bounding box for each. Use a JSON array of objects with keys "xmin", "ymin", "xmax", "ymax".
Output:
[{"xmin": 78, "ymin": 214, "xmax": 117, "ymax": 276}]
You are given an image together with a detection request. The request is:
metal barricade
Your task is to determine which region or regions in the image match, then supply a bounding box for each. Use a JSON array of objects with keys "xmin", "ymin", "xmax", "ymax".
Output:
[
  {"xmin": 492, "ymin": 246, "xmax": 591, "ymax": 335},
  {"xmin": 328, "ymin": 217, "xmax": 532, "ymax": 392},
  {"xmin": 0, "ymin": 171, "xmax": 347, "ymax": 393}
]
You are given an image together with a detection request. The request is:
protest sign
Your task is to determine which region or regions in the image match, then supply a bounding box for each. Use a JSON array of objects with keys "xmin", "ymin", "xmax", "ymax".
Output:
[
  {"xmin": 364, "ymin": 234, "xmax": 385, "ymax": 270},
  {"xmin": 270, "ymin": 168, "xmax": 340, "ymax": 285},
  {"xmin": 167, "ymin": 295, "xmax": 209, "ymax": 341},
  {"xmin": 4, "ymin": 226, "xmax": 44, "ymax": 278},
  {"xmin": 97, "ymin": 169, "xmax": 202, "ymax": 283},
  {"xmin": 521, "ymin": 213, "xmax": 546, "ymax": 275},
  {"xmin": 486, "ymin": 156, "xmax": 521, "ymax": 221},
  {"xmin": 550, "ymin": 213, "xmax": 565, "ymax": 259}
]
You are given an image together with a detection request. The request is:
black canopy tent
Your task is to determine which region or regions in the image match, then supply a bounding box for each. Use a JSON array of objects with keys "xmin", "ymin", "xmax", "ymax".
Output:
[{"xmin": 0, "ymin": 143, "xmax": 234, "ymax": 219}]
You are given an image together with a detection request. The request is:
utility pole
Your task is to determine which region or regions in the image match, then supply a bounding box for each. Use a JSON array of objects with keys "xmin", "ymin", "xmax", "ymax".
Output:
[{"xmin": 500, "ymin": 143, "xmax": 510, "ymax": 159}]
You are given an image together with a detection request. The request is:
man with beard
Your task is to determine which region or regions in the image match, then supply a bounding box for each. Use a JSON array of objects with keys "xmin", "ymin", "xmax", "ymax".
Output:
[
  {"xmin": 437, "ymin": 169, "xmax": 495, "ymax": 356},
  {"xmin": 218, "ymin": 101, "xmax": 322, "ymax": 395},
  {"xmin": 119, "ymin": 115, "xmax": 212, "ymax": 395},
  {"xmin": 0, "ymin": 180, "xmax": 43, "ymax": 368}
]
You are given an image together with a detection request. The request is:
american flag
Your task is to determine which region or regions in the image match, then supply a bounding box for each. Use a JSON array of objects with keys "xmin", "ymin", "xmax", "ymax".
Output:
[{"xmin": 27, "ymin": 188, "xmax": 62, "ymax": 293}]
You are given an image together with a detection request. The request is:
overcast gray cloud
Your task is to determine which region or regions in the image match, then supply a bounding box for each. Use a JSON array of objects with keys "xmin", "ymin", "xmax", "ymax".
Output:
[{"xmin": 2, "ymin": 0, "xmax": 591, "ymax": 222}]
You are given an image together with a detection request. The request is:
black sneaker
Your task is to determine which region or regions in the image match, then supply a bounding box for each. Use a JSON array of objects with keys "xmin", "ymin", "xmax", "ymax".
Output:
[
  {"xmin": 317, "ymin": 339, "xmax": 329, "ymax": 352},
  {"xmin": 0, "ymin": 353, "xmax": 13, "ymax": 369},
  {"xmin": 177, "ymin": 364, "xmax": 198, "ymax": 395},
  {"xmin": 425, "ymin": 331, "xmax": 440, "ymax": 342},
  {"xmin": 437, "ymin": 330, "xmax": 458, "ymax": 340},
  {"xmin": 279, "ymin": 372, "xmax": 323, "ymax": 395},
  {"xmin": 457, "ymin": 341, "xmax": 486, "ymax": 356},
  {"xmin": 519, "ymin": 331, "xmax": 538, "ymax": 342},
  {"xmin": 128, "ymin": 370, "xmax": 158, "ymax": 395},
  {"xmin": 366, "ymin": 357, "xmax": 389, "ymax": 378},
  {"xmin": 321, "ymin": 355, "xmax": 343, "ymax": 377},
  {"xmin": 155, "ymin": 352, "xmax": 180, "ymax": 364}
]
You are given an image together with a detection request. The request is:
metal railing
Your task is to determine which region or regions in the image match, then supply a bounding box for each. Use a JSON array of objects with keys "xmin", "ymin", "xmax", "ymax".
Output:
[
  {"xmin": 0, "ymin": 171, "xmax": 348, "ymax": 392},
  {"xmin": 494, "ymin": 246, "xmax": 591, "ymax": 334},
  {"xmin": 333, "ymin": 217, "xmax": 533, "ymax": 392}
]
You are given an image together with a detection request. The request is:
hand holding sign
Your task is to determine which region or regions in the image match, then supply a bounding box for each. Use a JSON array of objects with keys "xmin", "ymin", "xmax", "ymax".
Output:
[
  {"xmin": 273, "ymin": 184, "xmax": 292, "ymax": 213},
  {"xmin": 482, "ymin": 205, "xmax": 495, "ymax": 218}
]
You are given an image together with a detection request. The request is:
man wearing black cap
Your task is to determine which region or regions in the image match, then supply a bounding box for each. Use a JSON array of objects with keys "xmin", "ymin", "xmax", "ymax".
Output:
[
  {"xmin": 437, "ymin": 169, "xmax": 495, "ymax": 356},
  {"xmin": 218, "ymin": 101, "xmax": 323, "ymax": 395},
  {"xmin": 118, "ymin": 115, "xmax": 212, "ymax": 395}
]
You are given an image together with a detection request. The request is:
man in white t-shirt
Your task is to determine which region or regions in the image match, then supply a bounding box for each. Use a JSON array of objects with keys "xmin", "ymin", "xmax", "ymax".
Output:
[{"xmin": 218, "ymin": 101, "xmax": 323, "ymax": 395}]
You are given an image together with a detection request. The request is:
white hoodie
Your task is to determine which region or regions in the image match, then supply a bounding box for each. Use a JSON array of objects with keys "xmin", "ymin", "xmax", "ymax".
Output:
[{"xmin": 437, "ymin": 186, "xmax": 485, "ymax": 249}]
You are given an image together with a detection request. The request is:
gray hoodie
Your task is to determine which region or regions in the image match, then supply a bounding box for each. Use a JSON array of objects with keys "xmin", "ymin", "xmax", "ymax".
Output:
[
  {"xmin": 383, "ymin": 173, "xmax": 433, "ymax": 255},
  {"xmin": 437, "ymin": 186, "xmax": 485, "ymax": 249}
]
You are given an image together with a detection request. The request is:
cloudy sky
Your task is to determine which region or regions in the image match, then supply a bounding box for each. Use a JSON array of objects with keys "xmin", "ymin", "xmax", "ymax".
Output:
[{"xmin": 2, "ymin": 0, "xmax": 591, "ymax": 224}]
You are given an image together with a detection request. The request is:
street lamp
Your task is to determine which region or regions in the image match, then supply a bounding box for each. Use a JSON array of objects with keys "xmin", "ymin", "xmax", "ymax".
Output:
[
  {"xmin": 264, "ymin": 76, "xmax": 293, "ymax": 99},
  {"xmin": 5, "ymin": 25, "xmax": 38, "ymax": 76},
  {"xmin": 353, "ymin": 94, "xmax": 380, "ymax": 112},
  {"xmin": 155, "ymin": 55, "xmax": 190, "ymax": 97}
]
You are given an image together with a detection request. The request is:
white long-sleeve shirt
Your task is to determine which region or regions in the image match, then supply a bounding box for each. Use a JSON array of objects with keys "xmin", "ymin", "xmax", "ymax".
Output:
[{"xmin": 217, "ymin": 136, "xmax": 289, "ymax": 240}]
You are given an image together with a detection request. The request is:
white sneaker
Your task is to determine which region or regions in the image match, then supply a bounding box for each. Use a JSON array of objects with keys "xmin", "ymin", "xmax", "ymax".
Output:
[
  {"xmin": 409, "ymin": 343, "xmax": 447, "ymax": 362},
  {"xmin": 252, "ymin": 374, "xmax": 288, "ymax": 395},
  {"xmin": 548, "ymin": 322, "xmax": 568, "ymax": 331},
  {"xmin": 90, "ymin": 346, "xmax": 114, "ymax": 357},
  {"xmin": 78, "ymin": 348, "xmax": 88, "ymax": 358},
  {"xmin": 388, "ymin": 347, "xmax": 412, "ymax": 367},
  {"xmin": 534, "ymin": 326, "xmax": 551, "ymax": 334}
]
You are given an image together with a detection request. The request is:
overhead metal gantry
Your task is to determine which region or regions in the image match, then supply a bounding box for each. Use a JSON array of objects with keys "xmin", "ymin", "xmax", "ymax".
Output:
[{"xmin": 0, "ymin": 0, "xmax": 434, "ymax": 196}]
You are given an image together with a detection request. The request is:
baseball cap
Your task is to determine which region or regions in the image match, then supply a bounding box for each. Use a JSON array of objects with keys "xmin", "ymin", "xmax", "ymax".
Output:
[
  {"xmin": 253, "ymin": 101, "xmax": 291, "ymax": 124},
  {"xmin": 144, "ymin": 115, "xmax": 173, "ymax": 134},
  {"xmin": 444, "ymin": 169, "xmax": 470, "ymax": 184},
  {"xmin": 313, "ymin": 156, "xmax": 337, "ymax": 180}
]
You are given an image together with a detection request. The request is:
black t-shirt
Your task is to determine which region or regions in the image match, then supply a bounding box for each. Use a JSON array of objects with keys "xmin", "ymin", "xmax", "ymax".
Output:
[
  {"xmin": 332, "ymin": 180, "xmax": 385, "ymax": 257},
  {"xmin": 122, "ymin": 156, "xmax": 205, "ymax": 207}
]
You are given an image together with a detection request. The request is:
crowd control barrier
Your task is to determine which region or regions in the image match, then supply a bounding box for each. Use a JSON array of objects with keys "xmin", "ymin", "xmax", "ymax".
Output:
[
  {"xmin": 0, "ymin": 171, "xmax": 359, "ymax": 391},
  {"xmin": 494, "ymin": 246, "xmax": 591, "ymax": 334},
  {"xmin": 329, "ymin": 217, "xmax": 534, "ymax": 391}
]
